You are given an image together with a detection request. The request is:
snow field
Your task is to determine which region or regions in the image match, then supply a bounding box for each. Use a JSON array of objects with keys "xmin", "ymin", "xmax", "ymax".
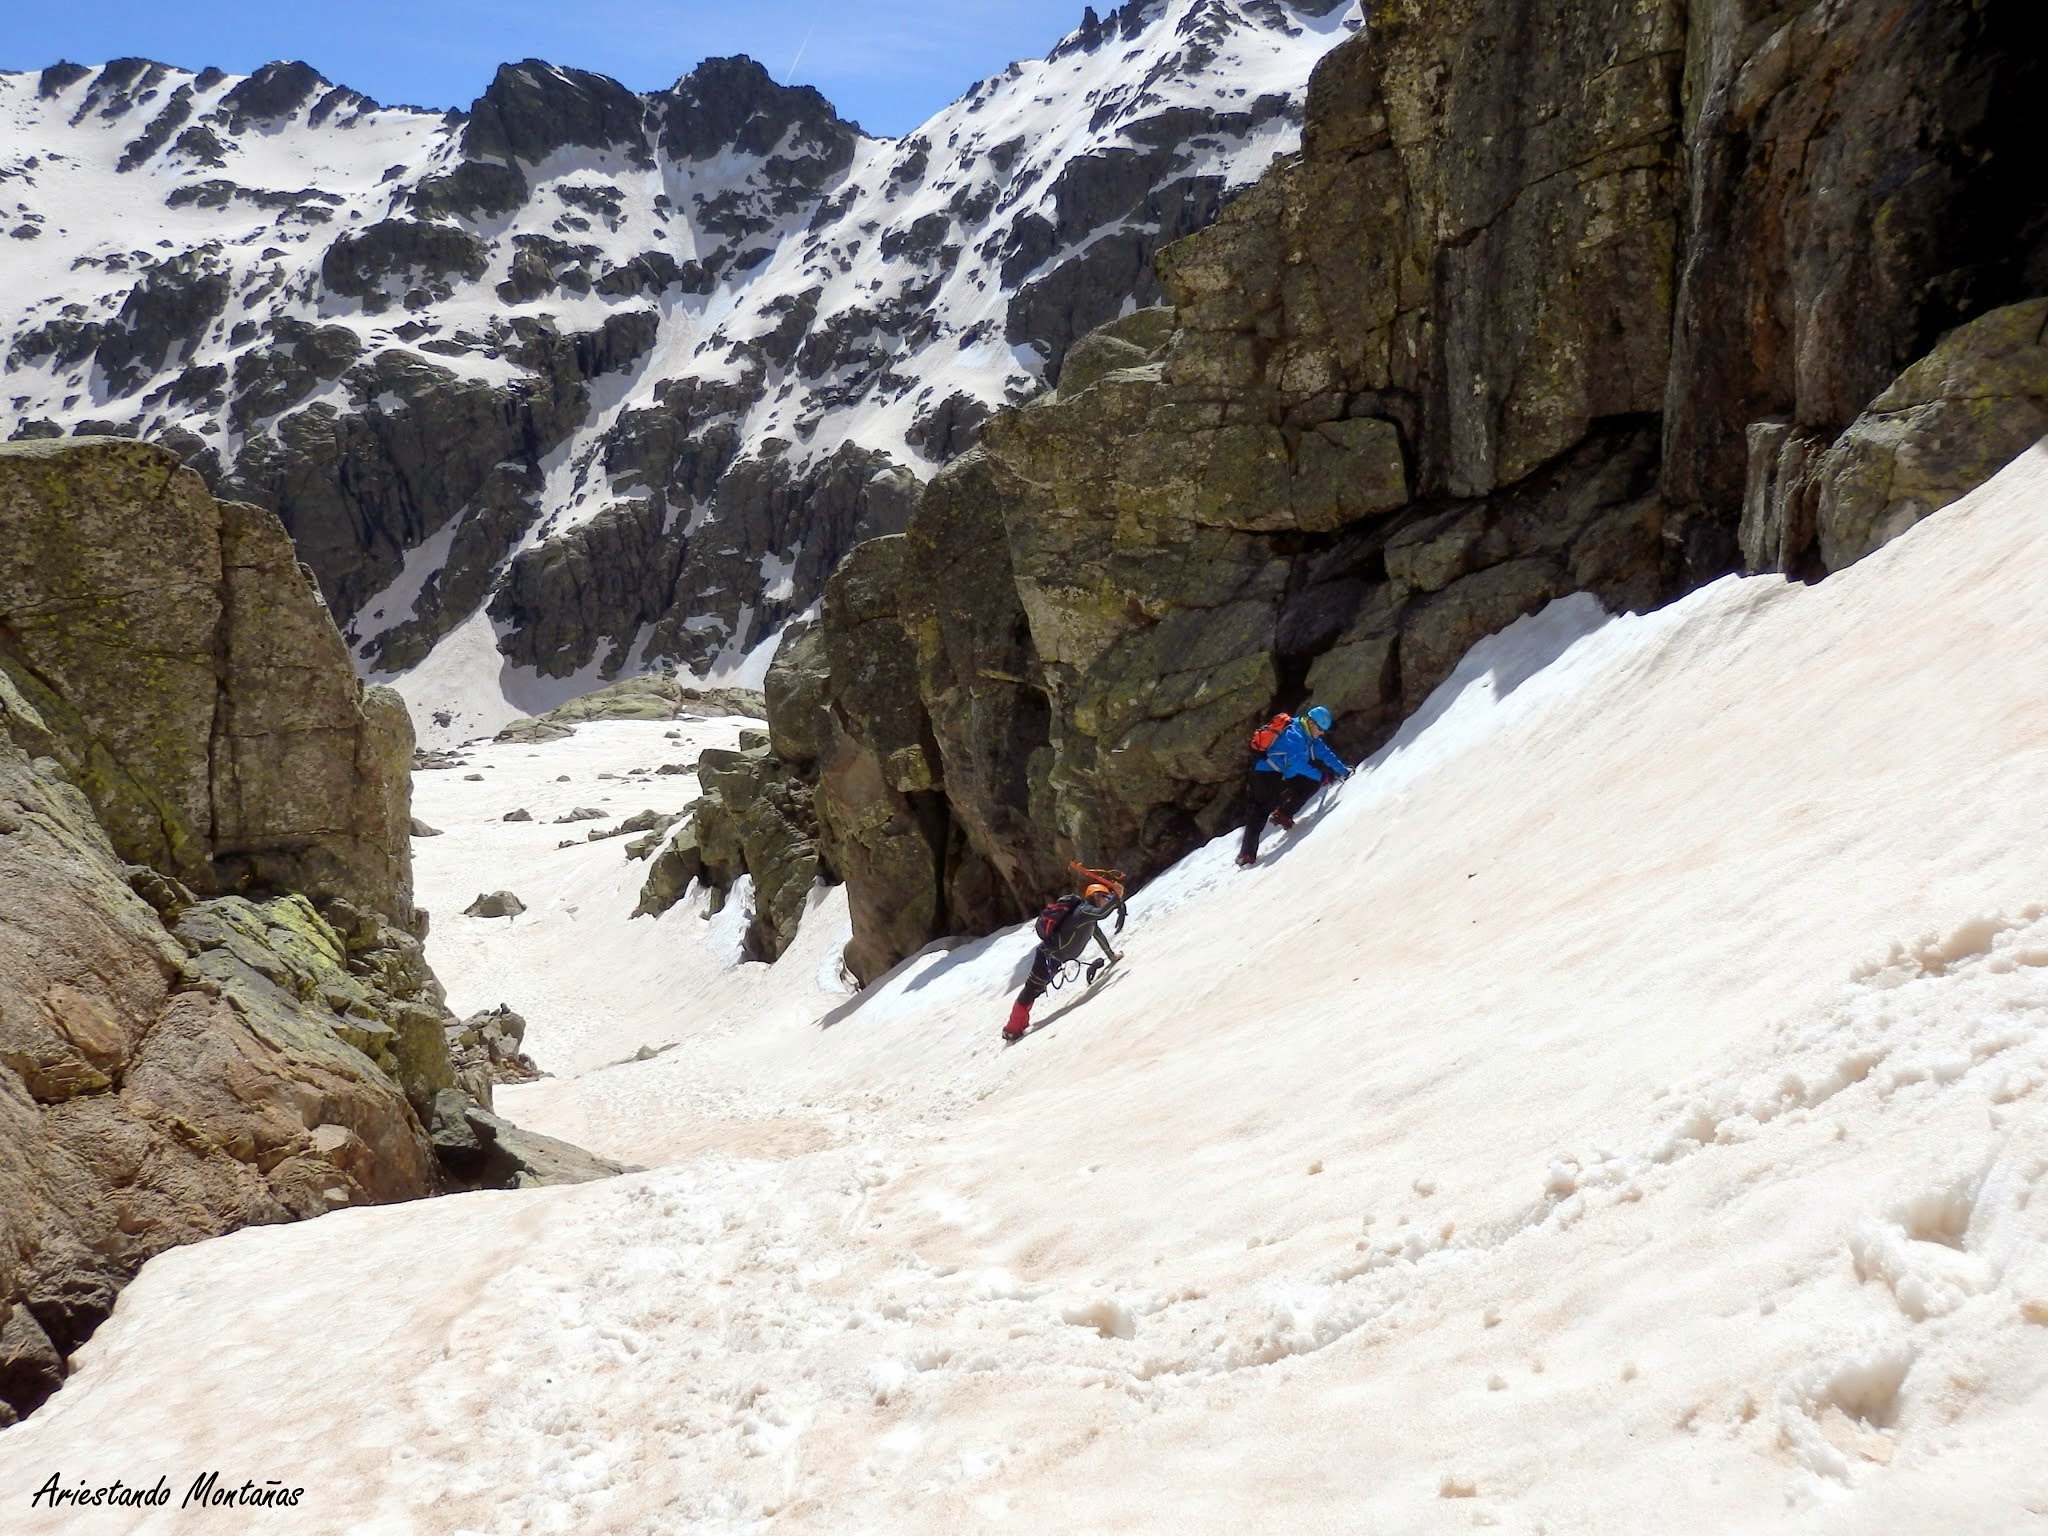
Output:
[{"xmin": 1, "ymin": 446, "xmax": 2046, "ymax": 1530}]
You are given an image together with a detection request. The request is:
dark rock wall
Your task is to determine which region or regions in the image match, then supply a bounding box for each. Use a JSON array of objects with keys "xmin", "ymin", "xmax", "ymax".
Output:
[
  {"xmin": 226, "ymin": 331, "xmax": 604, "ymax": 650},
  {"xmin": 489, "ymin": 438, "xmax": 919, "ymax": 683},
  {"xmin": 815, "ymin": 538, "xmax": 998, "ymax": 984},
  {"xmin": 1664, "ymin": 0, "xmax": 2048, "ymax": 565}
]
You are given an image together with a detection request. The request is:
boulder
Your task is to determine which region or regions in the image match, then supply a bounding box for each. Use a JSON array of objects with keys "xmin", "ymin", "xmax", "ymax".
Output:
[
  {"xmin": 453, "ymin": 1105, "xmax": 633, "ymax": 1189},
  {"xmin": 616, "ymin": 807, "xmax": 676, "ymax": 834},
  {"xmin": 462, "ymin": 891, "xmax": 526, "ymax": 919},
  {"xmin": 495, "ymin": 717, "xmax": 576, "ymax": 745},
  {"xmin": 763, "ymin": 620, "xmax": 831, "ymax": 767},
  {"xmin": 1812, "ymin": 299, "xmax": 2048, "ymax": 571},
  {"xmin": 442, "ymin": 1005, "xmax": 538, "ymax": 1106},
  {"xmin": 631, "ymin": 821, "xmax": 703, "ymax": 919},
  {"xmin": 689, "ymin": 744, "xmax": 824, "ymax": 962}
]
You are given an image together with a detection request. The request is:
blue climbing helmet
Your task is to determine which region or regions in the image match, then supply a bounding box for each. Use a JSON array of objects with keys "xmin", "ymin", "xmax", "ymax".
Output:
[{"xmin": 1303, "ymin": 705, "xmax": 1333, "ymax": 732}]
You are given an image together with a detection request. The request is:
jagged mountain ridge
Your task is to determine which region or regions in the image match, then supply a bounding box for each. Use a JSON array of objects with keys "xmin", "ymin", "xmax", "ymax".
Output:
[{"xmin": 0, "ymin": 0, "xmax": 1360, "ymax": 741}]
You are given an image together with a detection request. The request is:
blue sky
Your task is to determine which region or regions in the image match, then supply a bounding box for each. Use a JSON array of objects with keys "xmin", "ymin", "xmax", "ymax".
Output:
[{"xmin": 2, "ymin": 0, "xmax": 1101, "ymax": 138}]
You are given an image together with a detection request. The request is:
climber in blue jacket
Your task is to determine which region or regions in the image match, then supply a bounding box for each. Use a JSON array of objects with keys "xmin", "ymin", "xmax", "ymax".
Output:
[{"xmin": 1237, "ymin": 705, "xmax": 1350, "ymax": 866}]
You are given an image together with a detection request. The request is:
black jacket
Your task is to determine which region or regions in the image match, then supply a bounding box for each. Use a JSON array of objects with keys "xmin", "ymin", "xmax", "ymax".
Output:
[{"xmin": 1043, "ymin": 892, "xmax": 1125, "ymax": 962}]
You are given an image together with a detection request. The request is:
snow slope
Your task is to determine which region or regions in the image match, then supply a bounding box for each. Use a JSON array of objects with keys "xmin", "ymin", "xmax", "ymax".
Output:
[{"xmin": 3, "ymin": 446, "xmax": 2046, "ymax": 1531}]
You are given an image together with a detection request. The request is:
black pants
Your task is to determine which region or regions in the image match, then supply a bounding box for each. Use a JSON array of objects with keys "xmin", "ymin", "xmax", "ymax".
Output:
[{"xmin": 1239, "ymin": 768, "xmax": 1317, "ymax": 860}]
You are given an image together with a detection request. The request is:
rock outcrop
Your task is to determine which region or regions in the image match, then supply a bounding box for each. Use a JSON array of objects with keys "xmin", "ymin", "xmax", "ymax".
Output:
[
  {"xmin": 1806, "ymin": 299, "xmax": 2048, "ymax": 572},
  {"xmin": 816, "ymin": 541, "xmax": 1005, "ymax": 983},
  {"xmin": 626, "ymin": 628, "xmax": 828, "ymax": 960},
  {"xmin": 462, "ymin": 891, "xmax": 527, "ymax": 919},
  {"xmin": 1666, "ymin": 0, "xmax": 2048, "ymax": 550},
  {"xmin": 0, "ymin": 736, "xmax": 442, "ymax": 1425},
  {"xmin": 442, "ymin": 1004, "xmax": 540, "ymax": 1107},
  {"xmin": 0, "ymin": 439, "xmax": 414, "ymax": 924},
  {"xmin": 804, "ymin": 0, "xmax": 2048, "ymax": 981},
  {"xmin": 631, "ymin": 821, "xmax": 704, "ymax": 921},
  {"xmin": 0, "ymin": 441, "xmax": 616, "ymax": 1423},
  {"xmin": 683, "ymin": 733, "xmax": 823, "ymax": 962}
]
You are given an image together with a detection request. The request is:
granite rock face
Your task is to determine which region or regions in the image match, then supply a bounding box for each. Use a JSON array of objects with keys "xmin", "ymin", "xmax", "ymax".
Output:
[
  {"xmin": 688, "ymin": 741, "xmax": 824, "ymax": 963},
  {"xmin": 0, "ymin": 439, "xmax": 415, "ymax": 924},
  {"xmin": 806, "ymin": 0, "xmax": 2048, "ymax": 980},
  {"xmin": 0, "ymin": 636, "xmax": 449, "ymax": 1423},
  {"xmin": 1668, "ymin": 0, "xmax": 2048, "ymax": 549},
  {"xmin": 815, "ymin": 537, "xmax": 994, "ymax": 984},
  {"xmin": 489, "ymin": 440, "xmax": 917, "ymax": 680},
  {"xmin": 627, "ymin": 623, "xmax": 832, "ymax": 955}
]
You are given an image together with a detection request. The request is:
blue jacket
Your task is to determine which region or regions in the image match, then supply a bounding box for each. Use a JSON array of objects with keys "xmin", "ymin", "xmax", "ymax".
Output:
[{"xmin": 1257, "ymin": 718, "xmax": 1350, "ymax": 783}]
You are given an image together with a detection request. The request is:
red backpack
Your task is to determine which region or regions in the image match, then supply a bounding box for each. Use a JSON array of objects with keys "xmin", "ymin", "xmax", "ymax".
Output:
[
  {"xmin": 1249, "ymin": 713, "xmax": 1292, "ymax": 754},
  {"xmin": 1035, "ymin": 894, "xmax": 1082, "ymax": 941}
]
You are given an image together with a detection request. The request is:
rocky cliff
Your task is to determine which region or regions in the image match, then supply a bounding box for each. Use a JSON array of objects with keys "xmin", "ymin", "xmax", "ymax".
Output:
[
  {"xmin": 795, "ymin": 0, "xmax": 2048, "ymax": 981},
  {"xmin": 0, "ymin": 440, "xmax": 617, "ymax": 1424}
]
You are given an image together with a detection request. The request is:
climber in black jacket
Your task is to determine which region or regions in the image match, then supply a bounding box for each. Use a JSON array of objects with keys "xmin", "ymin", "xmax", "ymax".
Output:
[{"xmin": 1004, "ymin": 879, "xmax": 1125, "ymax": 1039}]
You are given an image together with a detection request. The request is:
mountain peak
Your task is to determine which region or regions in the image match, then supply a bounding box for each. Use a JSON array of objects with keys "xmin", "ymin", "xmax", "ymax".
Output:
[
  {"xmin": 463, "ymin": 59, "xmax": 649, "ymax": 166},
  {"xmin": 657, "ymin": 55, "xmax": 866, "ymax": 165}
]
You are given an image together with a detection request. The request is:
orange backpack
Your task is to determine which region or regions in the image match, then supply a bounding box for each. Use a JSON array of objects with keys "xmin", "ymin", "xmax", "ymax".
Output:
[{"xmin": 1249, "ymin": 713, "xmax": 1292, "ymax": 754}]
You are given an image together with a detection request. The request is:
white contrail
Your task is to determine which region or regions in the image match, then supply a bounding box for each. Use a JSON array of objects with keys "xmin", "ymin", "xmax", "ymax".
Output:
[{"xmin": 784, "ymin": 22, "xmax": 817, "ymax": 84}]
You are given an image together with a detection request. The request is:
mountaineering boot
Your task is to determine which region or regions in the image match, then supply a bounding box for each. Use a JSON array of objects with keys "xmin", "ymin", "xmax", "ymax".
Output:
[
  {"xmin": 1269, "ymin": 810, "xmax": 1294, "ymax": 831},
  {"xmin": 1003, "ymin": 999, "xmax": 1033, "ymax": 1040},
  {"xmin": 1235, "ymin": 851, "xmax": 1256, "ymax": 869}
]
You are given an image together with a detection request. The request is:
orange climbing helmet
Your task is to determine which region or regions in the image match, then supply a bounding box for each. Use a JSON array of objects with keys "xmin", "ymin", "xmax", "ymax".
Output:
[{"xmin": 1069, "ymin": 862, "xmax": 1125, "ymax": 901}]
